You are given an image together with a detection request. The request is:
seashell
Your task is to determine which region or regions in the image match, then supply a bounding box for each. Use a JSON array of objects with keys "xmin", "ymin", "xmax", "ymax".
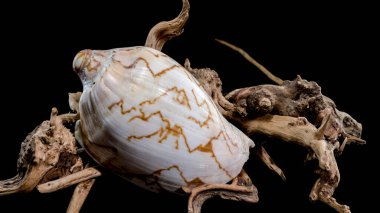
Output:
[{"xmin": 73, "ymin": 46, "xmax": 254, "ymax": 192}]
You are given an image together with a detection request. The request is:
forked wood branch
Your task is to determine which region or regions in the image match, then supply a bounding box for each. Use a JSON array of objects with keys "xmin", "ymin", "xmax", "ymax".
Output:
[
  {"xmin": 37, "ymin": 167, "xmax": 101, "ymax": 193},
  {"xmin": 186, "ymin": 170, "xmax": 258, "ymax": 213},
  {"xmin": 185, "ymin": 41, "xmax": 364, "ymax": 212}
]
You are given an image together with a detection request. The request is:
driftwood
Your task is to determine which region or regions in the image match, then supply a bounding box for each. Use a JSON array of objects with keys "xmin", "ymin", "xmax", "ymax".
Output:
[
  {"xmin": 145, "ymin": 0, "xmax": 190, "ymax": 51},
  {"xmin": 184, "ymin": 40, "xmax": 364, "ymax": 212},
  {"xmin": 0, "ymin": 108, "xmax": 83, "ymax": 196},
  {"xmin": 0, "ymin": 0, "xmax": 364, "ymax": 212}
]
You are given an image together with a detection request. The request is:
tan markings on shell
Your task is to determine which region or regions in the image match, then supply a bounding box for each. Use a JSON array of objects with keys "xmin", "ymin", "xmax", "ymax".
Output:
[
  {"xmin": 108, "ymin": 87, "xmax": 191, "ymax": 149},
  {"xmin": 108, "ymin": 100, "xmax": 136, "ymax": 114},
  {"xmin": 128, "ymin": 109, "xmax": 184, "ymax": 149},
  {"xmin": 86, "ymin": 51, "xmax": 107, "ymax": 73},
  {"xmin": 127, "ymin": 106, "xmax": 232, "ymax": 179},
  {"xmin": 86, "ymin": 59, "xmax": 101, "ymax": 73},
  {"xmin": 107, "ymin": 85, "xmax": 233, "ymax": 178},
  {"xmin": 193, "ymin": 131, "xmax": 233, "ymax": 178},
  {"xmin": 187, "ymin": 89, "xmax": 213, "ymax": 128},
  {"xmin": 207, "ymin": 98, "xmax": 239, "ymax": 150},
  {"xmin": 108, "ymin": 87, "xmax": 190, "ymax": 115},
  {"xmin": 113, "ymin": 57, "xmax": 179, "ymax": 78},
  {"xmin": 152, "ymin": 165, "xmax": 205, "ymax": 188},
  {"xmin": 133, "ymin": 165, "xmax": 205, "ymax": 192},
  {"xmin": 139, "ymin": 86, "xmax": 191, "ymax": 110},
  {"xmin": 104, "ymin": 55, "xmax": 237, "ymax": 180},
  {"xmin": 145, "ymin": 49, "xmax": 169, "ymax": 58}
]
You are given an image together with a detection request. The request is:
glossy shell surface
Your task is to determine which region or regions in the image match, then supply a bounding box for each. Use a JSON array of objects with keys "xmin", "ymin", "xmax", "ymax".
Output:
[{"xmin": 74, "ymin": 46, "xmax": 254, "ymax": 192}]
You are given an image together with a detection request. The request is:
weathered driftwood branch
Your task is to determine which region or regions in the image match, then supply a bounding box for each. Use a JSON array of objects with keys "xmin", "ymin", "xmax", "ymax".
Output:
[
  {"xmin": 185, "ymin": 41, "xmax": 364, "ymax": 212},
  {"xmin": 66, "ymin": 179, "xmax": 96, "ymax": 213},
  {"xmin": 218, "ymin": 39, "xmax": 364, "ymax": 146},
  {"xmin": 186, "ymin": 170, "xmax": 258, "ymax": 213},
  {"xmin": 0, "ymin": 108, "xmax": 83, "ymax": 195},
  {"xmin": 66, "ymin": 179, "xmax": 95, "ymax": 213},
  {"xmin": 0, "ymin": 105, "xmax": 101, "ymax": 213},
  {"xmin": 145, "ymin": 0, "xmax": 190, "ymax": 51},
  {"xmin": 37, "ymin": 167, "xmax": 101, "ymax": 193},
  {"xmin": 215, "ymin": 39, "xmax": 284, "ymax": 85},
  {"xmin": 243, "ymin": 114, "xmax": 348, "ymax": 212}
]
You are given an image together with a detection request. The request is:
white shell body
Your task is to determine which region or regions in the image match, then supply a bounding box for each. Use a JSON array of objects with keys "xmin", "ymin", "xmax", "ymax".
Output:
[{"xmin": 74, "ymin": 46, "xmax": 254, "ymax": 192}]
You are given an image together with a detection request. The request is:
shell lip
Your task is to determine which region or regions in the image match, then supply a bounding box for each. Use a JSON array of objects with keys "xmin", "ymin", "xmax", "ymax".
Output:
[{"xmin": 73, "ymin": 49, "xmax": 92, "ymax": 73}]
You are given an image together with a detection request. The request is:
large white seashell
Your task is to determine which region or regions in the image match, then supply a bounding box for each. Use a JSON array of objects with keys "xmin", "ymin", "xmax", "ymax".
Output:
[{"xmin": 73, "ymin": 46, "xmax": 254, "ymax": 192}]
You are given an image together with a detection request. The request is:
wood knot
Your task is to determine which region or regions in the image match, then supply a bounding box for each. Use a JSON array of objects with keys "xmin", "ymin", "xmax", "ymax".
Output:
[{"xmin": 288, "ymin": 117, "xmax": 308, "ymax": 126}]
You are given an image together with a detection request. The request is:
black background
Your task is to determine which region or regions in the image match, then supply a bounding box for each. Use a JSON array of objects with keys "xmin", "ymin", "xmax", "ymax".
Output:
[{"xmin": 0, "ymin": 1, "xmax": 377, "ymax": 212}]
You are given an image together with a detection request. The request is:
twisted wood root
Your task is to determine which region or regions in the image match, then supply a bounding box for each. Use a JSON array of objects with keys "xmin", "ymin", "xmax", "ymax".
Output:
[
  {"xmin": 185, "ymin": 42, "xmax": 364, "ymax": 212},
  {"xmin": 186, "ymin": 170, "xmax": 258, "ymax": 213}
]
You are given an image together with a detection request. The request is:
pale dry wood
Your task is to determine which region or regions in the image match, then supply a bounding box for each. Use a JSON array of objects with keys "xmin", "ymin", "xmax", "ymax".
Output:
[
  {"xmin": 66, "ymin": 179, "xmax": 96, "ymax": 213},
  {"xmin": 240, "ymin": 115, "xmax": 349, "ymax": 212},
  {"xmin": 243, "ymin": 115, "xmax": 331, "ymax": 169},
  {"xmin": 186, "ymin": 56, "xmax": 363, "ymax": 212},
  {"xmin": 256, "ymin": 114, "xmax": 344, "ymax": 212},
  {"xmin": 254, "ymin": 145, "xmax": 286, "ymax": 181},
  {"xmin": 184, "ymin": 58, "xmax": 246, "ymax": 119},
  {"xmin": 218, "ymin": 39, "xmax": 364, "ymax": 146},
  {"xmin": 187, "ymin": 170, "xmax": 258, "ymax": 213},
  {"xmin": 145, "ymin": 0, "xmax": 190, "ymax": 51},
  {"xmin": 216, "ymin": 39, "xmax": 284, "ymax": 85},
  {"xmin": 0, "ymin": 108, "xmax": 82, "ymax": 195},
  {"xmin": 0, "ymin": 106, "xmax": 98, "ymax": 213},
  {"xmin": 37, "ymin": 167, "xmax": 101, "ymax": 193}
]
